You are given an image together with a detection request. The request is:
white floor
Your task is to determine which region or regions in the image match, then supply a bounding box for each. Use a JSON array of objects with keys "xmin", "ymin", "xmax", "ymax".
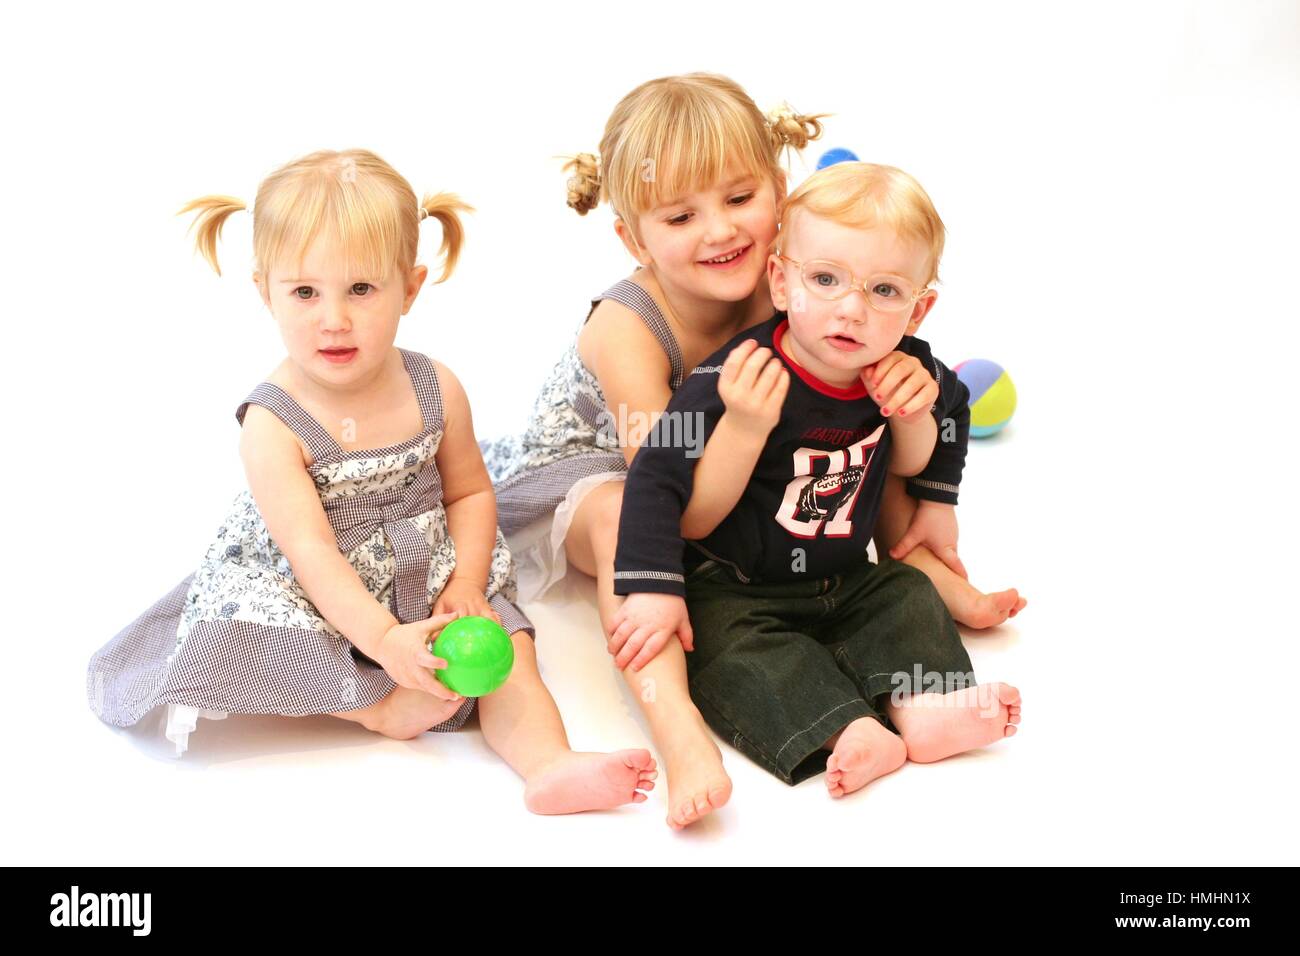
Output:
[{"xmin": 24, "ymin": 421, "xmax": 1296, "ymax": 866}]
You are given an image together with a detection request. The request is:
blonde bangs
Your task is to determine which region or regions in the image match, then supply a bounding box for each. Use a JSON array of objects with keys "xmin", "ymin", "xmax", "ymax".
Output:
[
  {"xmin": 257, "ymin": 174, "xmax": 407, "ymax": 282},
  {"xmin": 608, "ymin": 81, "xmax": 778, "ymax": 219}
]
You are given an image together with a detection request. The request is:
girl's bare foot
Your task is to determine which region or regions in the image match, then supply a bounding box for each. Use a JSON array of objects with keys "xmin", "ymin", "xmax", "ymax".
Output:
[
  {"xmin": 887, "ymin": 683, "xmax": 1022, "ymax": 763},
  {"xmin": 524, "ymin": 750, "xmax": 658, "ymax": 815},
  {"xmin": 824, "ymin": 717, "xmax": 908, "ymax": 798},
  {"xmin": 330, "ymin": 686, "xmax": 465, "ymax": 740},
  {"xmin": 949, "ymin": 581, "xmax": 1026, "ymax": 629},
  {"xmin": 892, "ymin": 532, "xmax": 1025, "ymax": 629},
  {"xmin": 660, "ymin": 712, "xmax": 732, "ymax": 830}
]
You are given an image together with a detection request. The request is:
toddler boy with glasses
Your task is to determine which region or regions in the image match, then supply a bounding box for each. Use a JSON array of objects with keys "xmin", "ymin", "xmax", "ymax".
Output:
[{"xmin": 608, "ymin": 161, "xmax": 1022, "ymax": 796}]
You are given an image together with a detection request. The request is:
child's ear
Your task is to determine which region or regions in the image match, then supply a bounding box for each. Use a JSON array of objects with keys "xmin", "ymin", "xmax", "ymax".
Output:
[
  {"xmin": 614, "ymin": 217, "xmax": 652, "ymax": 266},
  {"xmin": 905, "ymin": 290, "xmax": 938, "ymax": 336},
  {"xmin": 403, "ymin": 264, "xmax": 429, "ymax": 314},
  {"xmin": 768, "ymin": 253, "xmax": 789, "ymax": 311}
]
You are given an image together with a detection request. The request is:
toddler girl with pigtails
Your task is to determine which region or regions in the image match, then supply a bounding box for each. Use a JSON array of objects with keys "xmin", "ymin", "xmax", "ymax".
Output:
[
  {"xmin": 482, "ymin": 72, "xmax": 1022, "ymax": 828},
  {"xmin": 87, "ymin": 148, "xmax": 656, "ymax": 816}
]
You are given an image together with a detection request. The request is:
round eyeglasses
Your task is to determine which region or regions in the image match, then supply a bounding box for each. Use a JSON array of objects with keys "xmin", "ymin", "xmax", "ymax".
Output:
[{"xmin": 778, "ymin": 253, "xmax": 931, "ymax": 314}]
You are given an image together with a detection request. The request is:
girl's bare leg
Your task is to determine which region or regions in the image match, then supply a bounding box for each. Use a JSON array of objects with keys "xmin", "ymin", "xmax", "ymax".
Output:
[
  {"xmin": 566, "ymin": 481, "xmax": 732, "ymax": 829},
  {"xmin": 477, "ymin": 628, "xmax": 658, "ymax": 815},
  {"xmin": 331, "ymin": 636, "xmax": 656, "ymax": 815},
  {"xmin": 875, "ymin": 475, "xmax": 1026, "ymax": 629}
]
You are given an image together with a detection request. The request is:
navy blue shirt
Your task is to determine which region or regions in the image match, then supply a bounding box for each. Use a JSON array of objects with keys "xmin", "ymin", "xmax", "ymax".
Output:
[{"xmin": 612, "ymin": 313, "xmax": 969, "ymax": 597}]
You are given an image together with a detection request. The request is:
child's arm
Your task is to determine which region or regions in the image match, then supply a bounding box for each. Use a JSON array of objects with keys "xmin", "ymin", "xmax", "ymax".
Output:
[
  {"xmin": 583, "ymin": 303, "xmax": 676, "ymax": 469},
  {"xmin": 904, "ymin": 347, "xmax": 970, "ymax": 508},
  {"xmin": 239, "ymin": 407, "xmax": 460, "ymax": 699},
  {"xmin": 429, "ymin": 360, "xmax": 500, "ymax": 622},
  {"xmin": 607, "ymin": 371, "xmax": 729, "ymax": 672},
  {"xmin": 882, "ymin": 343, "xmax": 971, "ymax": 573},
  {"xmin": 680, "ymin": 339, "xmax": 789, "ymax": 539}
]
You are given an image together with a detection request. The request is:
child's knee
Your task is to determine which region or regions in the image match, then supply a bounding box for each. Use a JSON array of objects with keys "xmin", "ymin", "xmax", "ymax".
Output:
[{"xmin": 509, "ymin": 629, "xmax": 538, "ymax": 667}]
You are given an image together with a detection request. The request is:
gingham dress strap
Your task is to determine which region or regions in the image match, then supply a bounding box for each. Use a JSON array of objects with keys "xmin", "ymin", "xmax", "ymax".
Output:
[
  {"xmin": 589, "ymin": 279, "xmax": 686, "ymax": 391},
  {"xmin": 397, "ymin": 348, "xmax": 443, "ymax": 432},
  {"xmin": 235, "ymin": 384, "xmax": 342, "ymax": 463}
]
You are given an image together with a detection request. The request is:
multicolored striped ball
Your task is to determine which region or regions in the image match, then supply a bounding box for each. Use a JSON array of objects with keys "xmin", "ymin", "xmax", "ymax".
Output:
[{"xmin": 954, "ymin": 359, "xmax": 1017, "ymax": 437}]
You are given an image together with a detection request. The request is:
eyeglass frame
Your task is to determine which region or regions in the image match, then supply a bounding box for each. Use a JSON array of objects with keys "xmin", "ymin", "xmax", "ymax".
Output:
[{"xmin": 776, "ymin": 253, "xmax": 934, "ymax": 314}]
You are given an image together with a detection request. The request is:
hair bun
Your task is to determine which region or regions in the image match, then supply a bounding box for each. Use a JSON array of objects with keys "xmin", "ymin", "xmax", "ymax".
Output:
[
  {"xmin": 563, "ymin": 152, "xmax": 602, "ymax": 216},
  {"xmin": 766, "ymin": 105, "xmax": 826, "ymax": 152}
]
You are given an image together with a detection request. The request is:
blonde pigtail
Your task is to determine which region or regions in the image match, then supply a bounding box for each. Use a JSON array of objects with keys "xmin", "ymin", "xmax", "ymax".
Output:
[
  {"xmin": 562, "ymin": 152, "xmax": 602, "ymax": 216},
  {"xmin": 419, "ymin": 192, "xmax": 474, "ymax": 284},
  {"xmin": 176, "ymin": 194, "xmax": 250, "ymax": 277}
]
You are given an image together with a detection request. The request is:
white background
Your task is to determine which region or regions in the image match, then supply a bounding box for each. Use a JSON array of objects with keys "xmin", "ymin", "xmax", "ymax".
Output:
[{"xmin": 2, "ymin": 0, "xmax": 1297, "ymax": 865}]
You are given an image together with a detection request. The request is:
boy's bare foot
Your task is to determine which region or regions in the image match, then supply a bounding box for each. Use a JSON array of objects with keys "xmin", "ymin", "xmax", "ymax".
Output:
[
  {"xmin": 824, "ymin": 717, "xmax": 907, "ymax": 798},
  {"xmin": 332, "ymin": 686, "xmax": 466, "ymax": 740},
  {"xmin": 887, "ymin": 683, "xmax": 1021, "ymax": 763},
  {"xmin": 660, "ymin": 713, "xmax": 732, "ymax": 830},
  {"xmin": 523, "ymin": 750, "xmax": 658, "ymax": 815}
]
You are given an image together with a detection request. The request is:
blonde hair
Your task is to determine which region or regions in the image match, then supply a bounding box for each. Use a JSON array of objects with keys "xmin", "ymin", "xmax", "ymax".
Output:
[
  {"xmin": 779, "ymin": 162, "xmax": 946, "ymax": 285},
  {"xmin": 563, "ymin": 73, "xmax": 826, "ymax": 233},
  {"xmin": 177, "ymin": 148, "xmax": 472, "ymax": 286}
]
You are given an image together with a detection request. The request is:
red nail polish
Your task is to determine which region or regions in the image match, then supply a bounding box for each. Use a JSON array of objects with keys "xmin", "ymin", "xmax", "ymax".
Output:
[{"xmin": 882, "ymin": 408, "xmax": 890, "ymax": 415}]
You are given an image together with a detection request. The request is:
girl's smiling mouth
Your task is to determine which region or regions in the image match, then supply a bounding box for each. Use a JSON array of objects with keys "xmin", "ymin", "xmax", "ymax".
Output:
[{"xmin": 697, "ymin": 243, "xmax": 752, "ymax": 269}]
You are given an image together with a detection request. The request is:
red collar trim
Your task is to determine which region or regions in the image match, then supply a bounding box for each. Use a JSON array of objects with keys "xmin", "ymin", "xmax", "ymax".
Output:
[{"xmin": 773, "ymin": 319, "xmax": 868, "ymax": 400}]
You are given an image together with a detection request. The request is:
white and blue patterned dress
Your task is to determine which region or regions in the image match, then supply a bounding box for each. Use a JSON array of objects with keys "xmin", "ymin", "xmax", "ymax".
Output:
[
  {"xmin": 87, "ymin": 348, "xmax": 532, "ymax": 755},
  {"xmin": 479, "ymin": 277, "xmax": 684, "ymax": 602}
]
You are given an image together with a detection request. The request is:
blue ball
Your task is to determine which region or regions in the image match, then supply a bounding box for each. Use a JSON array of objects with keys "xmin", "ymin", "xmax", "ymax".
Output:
[{"xmin": 816, "ymin": 148, "xmax": 860, "ymax": 170}]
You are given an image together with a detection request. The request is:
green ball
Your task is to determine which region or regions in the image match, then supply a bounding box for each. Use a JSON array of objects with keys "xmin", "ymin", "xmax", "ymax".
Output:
[{"xmin": 427, "ymin": 615, "xmax": 514, "ymax": 697}]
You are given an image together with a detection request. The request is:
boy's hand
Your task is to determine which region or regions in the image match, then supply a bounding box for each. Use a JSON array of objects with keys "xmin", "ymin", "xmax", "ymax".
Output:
[
  {"xmin": 862, "ymin": 352, "xmax": 939, "ymax": 424},
  {"xmin": 432, "ymin": 577, "xmax": 501, "ymax": 625},
  {"xmin": 890, "ymin": 500, "xmax": 968, "ymax": 579},
  {"xmin": 374, "ymin": 611, "xmax": 466, "ymax": 701},
  {"xmin": 607, "ymin": 592, "xmax": 695, "ymax": 672},
  {"xmin": 718, "ymin": 339, "xmax": 790, "ymax": 437}
]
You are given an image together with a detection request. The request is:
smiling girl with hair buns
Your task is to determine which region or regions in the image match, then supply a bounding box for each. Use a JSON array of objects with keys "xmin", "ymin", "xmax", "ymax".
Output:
[{"xmin": 482, "ymin": 72, "xmax": 826, "ymax": 828}]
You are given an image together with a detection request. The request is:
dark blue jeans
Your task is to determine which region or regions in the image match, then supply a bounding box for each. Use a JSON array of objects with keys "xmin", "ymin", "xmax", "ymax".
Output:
[{"xmin": 683, "ymin": 557, "xmax": 975, "ymax": 785}]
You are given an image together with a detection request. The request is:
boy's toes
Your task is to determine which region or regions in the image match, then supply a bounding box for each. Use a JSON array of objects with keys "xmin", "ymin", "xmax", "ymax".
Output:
[
  {"xmin": 826, "ymin": 766, "xmax": 845, "ymax": 798},
  {"xmin": 622, "ymin": 749, "xmax": 656, "ymax": 772}
]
